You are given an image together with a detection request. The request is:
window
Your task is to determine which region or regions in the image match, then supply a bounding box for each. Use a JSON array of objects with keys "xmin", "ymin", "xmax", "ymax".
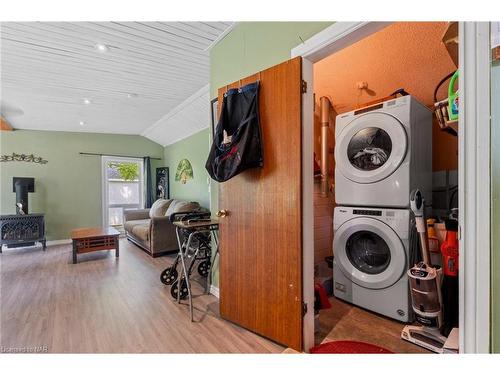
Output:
[{"xmin": 102, "ymin": 156, "xmax": 144, "ymax": 228}]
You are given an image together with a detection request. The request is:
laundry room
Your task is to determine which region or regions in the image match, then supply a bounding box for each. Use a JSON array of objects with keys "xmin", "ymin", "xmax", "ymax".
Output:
[{"xmin": 311, "ymin": 22, "xmax": 460, "ymax": 354}]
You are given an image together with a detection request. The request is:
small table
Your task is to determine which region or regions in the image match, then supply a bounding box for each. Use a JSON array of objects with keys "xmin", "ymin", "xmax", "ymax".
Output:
[
  {"xmin": 70, "ymin": 227, "xmax": 120, "ymax": 264},
  {"xmin": 173, "ymin": 219, "xmax": 219, "ymax": 322}
]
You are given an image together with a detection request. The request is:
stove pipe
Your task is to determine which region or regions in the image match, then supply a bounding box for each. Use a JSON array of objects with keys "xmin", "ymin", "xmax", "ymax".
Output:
[{"xmin": 13, "ymin": 177, "xmax": 34, "ymax": 215}]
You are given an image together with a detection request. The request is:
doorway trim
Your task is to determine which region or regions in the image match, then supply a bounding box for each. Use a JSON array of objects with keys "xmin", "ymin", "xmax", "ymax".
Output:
[
  {"xmin": 458, "ymin": 22, "xmax": 491, "ymax": 353},
  {"xmin": 292, "ymin": 22, "xmax": 391, "ymax": 62},
  {"xmin": 292, "ymin": 21, "xmax": 491, "ymax": 353}
]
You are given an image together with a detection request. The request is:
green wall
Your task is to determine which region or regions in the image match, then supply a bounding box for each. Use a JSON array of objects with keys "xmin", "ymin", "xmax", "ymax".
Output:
[
  {"xmin": 210, "ymin": 22, "xmax": 333, "ymax": 98},
  {"xmin": 491, "ymin": 62, "xmax": 500, "ymax": 352},
  {"xmin": 163, "ymin": 128, "xmax": 210, "ymax": 209},
  {"xmin": 208, "ymin": 22, "xmax": 333, "ymax": 287},
  {"xmin": 0, "ymin": 130, "xmax": 163, "ymax": 241}
]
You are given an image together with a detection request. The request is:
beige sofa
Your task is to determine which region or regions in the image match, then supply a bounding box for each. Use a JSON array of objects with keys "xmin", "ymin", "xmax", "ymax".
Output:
[{"xmin": 123, "ymin": 199, "xmax": 202, "ymax": 257}]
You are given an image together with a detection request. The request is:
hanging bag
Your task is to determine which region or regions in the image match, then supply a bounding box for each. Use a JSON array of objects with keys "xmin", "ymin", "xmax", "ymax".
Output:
[{"xmin": 205, "ymin": 81, "xmax": 263, "ymax": 182}]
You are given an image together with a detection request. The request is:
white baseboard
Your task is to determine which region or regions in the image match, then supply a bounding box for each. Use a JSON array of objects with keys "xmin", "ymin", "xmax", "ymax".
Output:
[
  {"xmin": 210, "ymin": 285, "xmax": 220, "ymax": 299},
  {"xmin": 47, "ymin": 239, "xmax": 71, "ymax": 246}
]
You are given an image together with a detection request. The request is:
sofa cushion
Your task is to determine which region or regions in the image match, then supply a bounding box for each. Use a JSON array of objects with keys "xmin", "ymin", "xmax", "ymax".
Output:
[
  {"xmin": 149, "ymin": 199, "xmax": 172, "ymax": 218},
  {"xmin": 124, "ymin": 219, "xmax": 150, "ymax": 234},
  {"xmin": 165, "ymin": 200, "xmax": 200, "ymax": 218},
  {"xmin": 131, "ymin": 223, "xmax": 150, "ymax": 242}
]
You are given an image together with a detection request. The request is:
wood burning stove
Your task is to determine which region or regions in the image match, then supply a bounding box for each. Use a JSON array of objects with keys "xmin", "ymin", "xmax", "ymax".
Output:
[
  {"xmin": 0, "ymin": 214, "xmax": 46, "ymax": 252},
  {"xmin": 0, "ymin": 177, "xmax": 46, "ymax": 253}
]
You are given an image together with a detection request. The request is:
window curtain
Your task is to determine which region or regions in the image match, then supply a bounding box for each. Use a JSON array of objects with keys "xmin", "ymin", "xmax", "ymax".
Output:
[{"xmin": 144, "ymin": 156, "xmax": 153, "ymax": 208}]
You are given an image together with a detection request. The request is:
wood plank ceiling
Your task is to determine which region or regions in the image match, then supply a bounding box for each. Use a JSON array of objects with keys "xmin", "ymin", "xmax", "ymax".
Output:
[{"xmin": 0, "ymin": 22, "xmax": 232, "ymax": 138}]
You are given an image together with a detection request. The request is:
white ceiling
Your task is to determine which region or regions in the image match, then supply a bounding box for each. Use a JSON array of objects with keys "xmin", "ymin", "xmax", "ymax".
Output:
[
  {"xmin": 0, "ymin": 22, "xmax": 232, "ymax": 141},
  {"xmin": 142, "ymin": 84, "xmax": 210, "ymax": 146}
]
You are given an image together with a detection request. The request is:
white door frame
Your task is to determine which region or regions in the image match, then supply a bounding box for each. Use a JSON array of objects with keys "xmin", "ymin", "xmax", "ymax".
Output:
[
  {"xmin": 292, "ymin": 21, "xmax": 491, "ymax": 353},
  {"xmin": 101, "ymin": 155, "xmax": 144, "ymax": 227},
  {"xmin": 458, "ymin": 22, "xmax": 491, "ymax": 353}
]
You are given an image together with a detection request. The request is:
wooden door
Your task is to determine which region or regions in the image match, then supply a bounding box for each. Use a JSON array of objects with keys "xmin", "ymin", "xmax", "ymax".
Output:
[{"xmin": 218, "ymin": 57, "xmax": 303, "ymax": 351}]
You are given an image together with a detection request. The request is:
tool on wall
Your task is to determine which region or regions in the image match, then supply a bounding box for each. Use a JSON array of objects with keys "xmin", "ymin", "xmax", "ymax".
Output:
[{"xmin": 402, "ymin": 189, "xmax": 448, "ymax": 353}]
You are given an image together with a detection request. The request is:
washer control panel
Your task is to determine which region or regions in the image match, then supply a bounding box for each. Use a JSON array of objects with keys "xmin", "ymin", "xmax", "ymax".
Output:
[{"xmin": 334, "ymin": 206, "xmax": 410, "ymax": 238}]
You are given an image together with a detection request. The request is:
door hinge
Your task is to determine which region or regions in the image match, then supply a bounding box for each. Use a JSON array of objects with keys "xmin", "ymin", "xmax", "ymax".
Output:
[
  {"xmin": 302, "ymin": 302, "xmax": 308, "ymax": 317},
  {"xmin": 301, "ymin": 80, "xmax": 307, "ymax": 93}
]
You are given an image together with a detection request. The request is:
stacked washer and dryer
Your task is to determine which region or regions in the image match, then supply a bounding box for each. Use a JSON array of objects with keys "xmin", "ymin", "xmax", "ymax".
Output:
[{"xmin": 332, "ymin": 95, "xmax": 432, "ymax": 322}]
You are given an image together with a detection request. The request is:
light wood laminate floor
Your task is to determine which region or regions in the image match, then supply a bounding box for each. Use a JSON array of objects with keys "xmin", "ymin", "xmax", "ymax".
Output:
[
  {"xmin": 316, "ymin": 296, "xmax": 430, "ymax": 353},
  {"xmin": 0, "ymin": 240, "xmax": 283, "ymax": 353}
]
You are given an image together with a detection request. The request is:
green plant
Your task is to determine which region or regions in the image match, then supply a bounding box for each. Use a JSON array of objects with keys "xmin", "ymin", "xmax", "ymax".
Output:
[{"xmin": 109, "ymin": 162, "xmax": 139, "ymax": 181}]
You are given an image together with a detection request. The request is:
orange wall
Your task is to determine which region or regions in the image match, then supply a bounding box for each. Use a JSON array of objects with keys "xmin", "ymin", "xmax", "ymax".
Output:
[{"xmin": 314, "ymin": 22, "xmax": 458, "ymax": 171}]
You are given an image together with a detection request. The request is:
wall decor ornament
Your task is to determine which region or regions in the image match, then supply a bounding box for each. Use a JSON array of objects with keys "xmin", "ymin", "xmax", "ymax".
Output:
[
  {"xmin": 156, "ymin": 167, "xmax": 170, "ymax": 199},
  {"xmin": 175, "ymin": 159, "xmax": 193, "ymax": 184},
  {"xmin": 0, "ymin": 153, "xmax": 48, "ymax": 164}
]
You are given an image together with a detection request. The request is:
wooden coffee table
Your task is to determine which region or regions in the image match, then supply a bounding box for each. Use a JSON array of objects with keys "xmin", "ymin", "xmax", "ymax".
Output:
[{"xmin": 70, "ymin": 227, "xmax": 120, "ymax": 264}]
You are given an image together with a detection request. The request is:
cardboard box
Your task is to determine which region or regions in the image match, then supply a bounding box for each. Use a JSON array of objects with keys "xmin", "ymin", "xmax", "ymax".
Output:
[{"xmin": 442, "ymin": 22, "xmax": 459, "ymax": 68}]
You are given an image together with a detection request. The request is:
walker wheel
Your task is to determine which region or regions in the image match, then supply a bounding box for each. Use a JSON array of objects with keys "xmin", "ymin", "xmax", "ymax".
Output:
[
  {"xmin": 160, "ymin": 267, "xmax": 178, "ymax": 285},
  {"xmin": 197, "ymin": 260, "xmax": 211, "ymax": 277},
  {"xmin": 171, "ymin": 278, "xmax": 189, "ymax": 300}
]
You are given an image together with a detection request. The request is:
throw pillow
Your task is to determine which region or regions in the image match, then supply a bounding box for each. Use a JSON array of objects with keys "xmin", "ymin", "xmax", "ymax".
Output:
[{"xmin": 149, "ymin": 199, "xmax": 172, "ymax": 218}]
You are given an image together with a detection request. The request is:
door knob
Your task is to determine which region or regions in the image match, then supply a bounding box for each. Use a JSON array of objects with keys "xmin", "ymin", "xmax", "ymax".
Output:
[{"xmin": 216, "ymin": 209, "xmax": 228, "ymax": 218}]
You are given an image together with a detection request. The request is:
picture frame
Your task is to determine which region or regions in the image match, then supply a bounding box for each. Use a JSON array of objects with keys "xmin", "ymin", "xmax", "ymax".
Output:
[
  {"xmin": 155, "ymin": 167, "xmax": 169, "ymax": 200},
  {"xmin": 210, "ymin": 97, "xmax": 218, "ymax": 137}
]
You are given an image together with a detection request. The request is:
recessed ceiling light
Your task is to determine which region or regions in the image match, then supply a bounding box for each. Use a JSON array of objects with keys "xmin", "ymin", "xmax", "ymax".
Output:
[
  {"xmin": 79, "ymin": 121, "xmax": 85, "ymax": 126},
  {"xmin": 94, "ymin": 43, "xmax": 110, "ymax": 53},
  {"xmin": 127, "ymin": 93, "xmax": 138, "ymax": 99},
  {"xmin": 83, "ymin": 98, "xmax": 91, "ymax": 105}
]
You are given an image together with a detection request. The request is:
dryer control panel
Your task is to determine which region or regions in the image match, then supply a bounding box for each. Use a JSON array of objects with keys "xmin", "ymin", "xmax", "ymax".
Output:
[{"xmin": 353, "ymin": 209, "xmax": 382, "ymax": 216}]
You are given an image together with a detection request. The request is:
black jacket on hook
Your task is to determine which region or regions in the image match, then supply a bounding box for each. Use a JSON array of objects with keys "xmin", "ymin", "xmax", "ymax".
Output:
[{"xmin": 205, "ymin": 81, "xmax": 263, "ymax": 182}]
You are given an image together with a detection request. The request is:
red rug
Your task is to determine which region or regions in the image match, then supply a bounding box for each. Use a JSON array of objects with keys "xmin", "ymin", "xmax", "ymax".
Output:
[{"xmin": 310, "ymin": 340, "xmax": 393, "ymax": 354}]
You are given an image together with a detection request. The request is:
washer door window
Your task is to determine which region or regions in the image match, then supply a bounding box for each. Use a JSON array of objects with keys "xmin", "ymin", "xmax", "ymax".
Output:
[
  {"xmin": 336, "ymin": 112, "xmax": 407, "ymax": 184},
  {"xmin": 334, "ymin": 217, "xmax": 406, "ymax": 289},
  {"xmin": 346, "ymin": 230, "xmax": 391, "ymax": 275}
]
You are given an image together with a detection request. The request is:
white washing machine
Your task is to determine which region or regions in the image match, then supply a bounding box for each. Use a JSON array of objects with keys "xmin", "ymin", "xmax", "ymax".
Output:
[
  {"xmin": 335, "ymin": 95, "xmax": 432, "ymax": 208},
  {"xmin": 333, "ymin": 206, "xmax": 412, "ymax": 322}
]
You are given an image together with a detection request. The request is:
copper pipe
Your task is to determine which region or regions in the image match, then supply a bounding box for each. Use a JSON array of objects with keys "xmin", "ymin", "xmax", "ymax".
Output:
[{"xmin": 320, "ymin": 97, "xmax": 331, "ymax": 197}]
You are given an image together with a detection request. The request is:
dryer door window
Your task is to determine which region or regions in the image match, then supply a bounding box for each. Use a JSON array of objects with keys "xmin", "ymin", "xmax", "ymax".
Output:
[
  {"xmin": 336, "ymin": 112, "xmax": 407, "ymax": 184},
  {"xmin": 346, "ymin": 230, "xmax": 391, "ymax": 275},
  {"xmin": 347, "ymin": 128, "xmax": 392, "ymax": 171},
  {"xmin": 334, "ymin": 216, "xmax": 407, "ymax": 290}
]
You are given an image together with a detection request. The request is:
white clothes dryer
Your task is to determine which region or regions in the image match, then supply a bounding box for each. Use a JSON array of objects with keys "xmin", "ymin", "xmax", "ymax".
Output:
[{"xmin": 334, "ymin": 96, "xmax": 432, "ymax": 208}]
